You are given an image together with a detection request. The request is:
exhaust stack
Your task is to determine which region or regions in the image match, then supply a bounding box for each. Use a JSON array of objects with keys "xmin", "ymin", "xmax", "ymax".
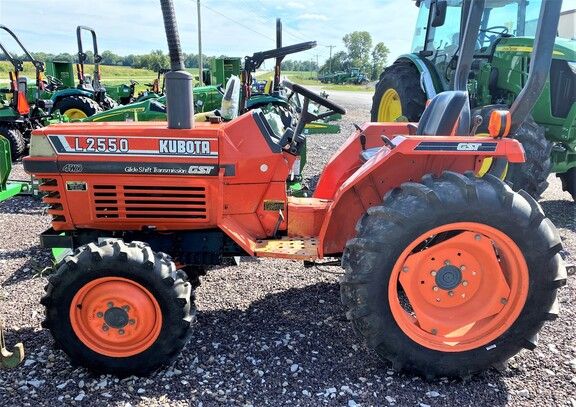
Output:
[{"xmin": 160, "ymin": 0, "xmax": 194, "ymax": 129}]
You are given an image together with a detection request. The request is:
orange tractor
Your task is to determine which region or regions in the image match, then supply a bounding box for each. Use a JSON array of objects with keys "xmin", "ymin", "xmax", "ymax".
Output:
[{"xmin": 22, "ymin": 0, "xmax": 566, "ymax": 377}]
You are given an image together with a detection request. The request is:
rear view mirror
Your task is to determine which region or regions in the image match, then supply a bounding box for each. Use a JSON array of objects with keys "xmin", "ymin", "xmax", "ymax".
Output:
[{"xmin": 431, "ymin": 1, "xmax": 447, "ymax": 27}]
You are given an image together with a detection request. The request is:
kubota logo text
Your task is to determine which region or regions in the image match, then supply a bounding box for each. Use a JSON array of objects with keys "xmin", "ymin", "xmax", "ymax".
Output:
[{"xmin": 160, "ymin": 139, "xmax": 211, "ymax": 155}]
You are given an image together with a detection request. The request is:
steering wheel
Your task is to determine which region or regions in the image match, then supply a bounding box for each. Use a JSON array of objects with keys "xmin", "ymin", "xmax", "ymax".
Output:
[
  {"xmin": 478, "ymin": 26, "xmax": 509, "ymax": 48},
  {"xmin": 46, "ymin": 75, "xmax": 64, "ymax": 87},
  {"xmin": 130, "ymin": 80, "xmax": 139, "ymax": 86},
  {"xmin": 282, "ymin": 80, "xmax": 346, "ymax": 115},
  {"xmin": 280, "ymin": 80, "xmax": 346, "ymax": 154}
]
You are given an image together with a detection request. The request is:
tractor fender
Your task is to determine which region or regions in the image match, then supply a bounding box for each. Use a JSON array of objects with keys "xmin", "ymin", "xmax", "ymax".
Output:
[
  {"xmin": 315, "ymin": 122, "xmax": 525, "ymax": 256},
  {"xmin": 395, "ymin": 54, "xmax": 443, "ymax": 99},
  {"xmin": 50, "ymin": 88, "xmax": 94, "ymax": 104}
]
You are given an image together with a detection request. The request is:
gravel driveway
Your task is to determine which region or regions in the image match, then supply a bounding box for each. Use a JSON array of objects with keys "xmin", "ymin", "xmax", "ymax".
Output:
[{"xmin": 0, "ymin": 89, "xmax": 574, "ymax": 406}]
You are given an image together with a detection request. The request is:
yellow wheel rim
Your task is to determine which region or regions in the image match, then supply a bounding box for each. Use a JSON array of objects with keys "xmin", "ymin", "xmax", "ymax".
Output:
[
  {"xmin": 377, "ymin": 88, "xmax": 402, "ymax": 122},
  {"xmin": 63, "ymin": 108, "xmax": 88, "ymax": 120}
]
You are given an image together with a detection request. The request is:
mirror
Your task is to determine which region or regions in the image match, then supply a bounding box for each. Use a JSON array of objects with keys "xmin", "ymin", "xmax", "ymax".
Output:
[{"xmin": 431, "ymin": 0, "xmax": 447, "ymax": 27}]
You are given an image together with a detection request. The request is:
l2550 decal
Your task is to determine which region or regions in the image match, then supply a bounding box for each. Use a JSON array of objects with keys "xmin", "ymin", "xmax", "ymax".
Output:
[{"xmin": 48, "ymin": 135, "xmax": 218, "ymax": 158}]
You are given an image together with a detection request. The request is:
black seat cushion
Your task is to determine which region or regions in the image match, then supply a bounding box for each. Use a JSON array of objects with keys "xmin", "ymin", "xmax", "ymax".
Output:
[{"xmin": 416, "ymin": 91, "xmax": 470, "ymax": 136}]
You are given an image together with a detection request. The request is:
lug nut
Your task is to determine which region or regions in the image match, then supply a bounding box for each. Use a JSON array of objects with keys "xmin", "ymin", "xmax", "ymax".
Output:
[
  {"xmin": 402, "ymin": 266, "xmax": 409, "ymax": 273},
  {"xmin": 500, "ymin": 298, "xmax": 508, "ymax": 304},
  {"xmin": 444, "ymin": 260, "xmax": 451, "ymax": 266},
  {"xmin": 448, "ymin": 291, "xmax": 454, "ymax": 297},
  {"xmin": 431, "ymin": 328, "xmax": 438, "ymax": 335},
  {"xmin": 107, "ymin": 302, "xmax": 114, "ymax": 308},
  {"xmin": 460, "ymin": 265, "xmax": 466, "ymax": 271},
  {"xmin": 128, "ymin": 319, "xmax": 135, "ymax": 325},
  {"xmin": 433, "ymin": 286, "xmax": 439, "ymax": 292},
  {"xmin": 431, "ymin": 270, "xmax": 437, "ymax": 277},
  {"xmin": 462, "ymin": 280, "xmax": 468, "ymax": 287},
  {"xmin": 122, "ymin": 305, "xmax": 130, "ymax": 312},
  {"xmin": 436, "ymin": 298, "xmax": 441, "ymax": 302},
  {"xmin": 96, "ymin": 312, "xmax": 103, "ymax": 318},
  {"xmin": 474, "ymin": 234, "xmax": 482, "ymax": 240},
  {"xmin": 118, "ymin": 329, "xmax": 125, "ymax": 335},
  {"xmin": 102, "ymin": 324, "xmax": 109, "ymax": 331}
]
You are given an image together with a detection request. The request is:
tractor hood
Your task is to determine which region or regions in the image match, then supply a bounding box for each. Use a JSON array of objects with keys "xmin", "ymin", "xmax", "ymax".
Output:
[{"xmin": 495, "ymin": 37, "xmax": 576, "ymax": 62}]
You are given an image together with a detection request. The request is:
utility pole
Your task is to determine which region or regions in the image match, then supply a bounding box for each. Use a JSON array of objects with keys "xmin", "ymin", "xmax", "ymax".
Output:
[
  {"xmin": 197, "ymin": 0, "xmax": 203, "ymax": 86},
  {"xmin": 314, "ymin": 54, "xmax": 320, "ymax": 71},
  {"xmin": 326, "ymin": 45, "xmax": 335, "ymax": 73}
]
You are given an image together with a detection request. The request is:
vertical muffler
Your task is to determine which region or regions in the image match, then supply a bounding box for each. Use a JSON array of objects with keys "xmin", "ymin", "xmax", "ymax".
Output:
[{"xmin": 160, "ymin": 0, "xmax": 194, "ymax": 129}]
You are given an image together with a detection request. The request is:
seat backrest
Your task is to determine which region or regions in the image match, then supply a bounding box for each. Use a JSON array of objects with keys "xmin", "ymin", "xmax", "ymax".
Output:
[{"xmin": 416, "ymin": 91, "xmax": 470, "ymax": 136}]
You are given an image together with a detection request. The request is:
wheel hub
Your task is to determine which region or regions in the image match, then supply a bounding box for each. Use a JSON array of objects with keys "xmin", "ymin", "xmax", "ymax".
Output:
[
  {"xmin": 104, "ymin": 307, "xmax": 129, "ymax": 329},
  {"xmin": 435, "ymin": 265, "xmax": 462, "ymax": 290}
]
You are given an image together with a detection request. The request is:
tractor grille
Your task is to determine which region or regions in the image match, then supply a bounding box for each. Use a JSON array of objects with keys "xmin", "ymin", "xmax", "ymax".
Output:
[
  {"xmin": 550, "ymin": 59, "xmax": 576, "ymax": 119},
  {"xmin": 39, "ymin": 178, "xmax": 66, "ymax": 225},
  {"xmin": 92, "ymin": 184, "xmax": 208, "ymax": 221}
]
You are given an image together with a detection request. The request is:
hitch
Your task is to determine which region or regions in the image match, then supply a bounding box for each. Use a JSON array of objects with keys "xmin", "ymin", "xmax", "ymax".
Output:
[{"xmin": 0, "ymin": 320, "xmax": 24, "ymax": 369}]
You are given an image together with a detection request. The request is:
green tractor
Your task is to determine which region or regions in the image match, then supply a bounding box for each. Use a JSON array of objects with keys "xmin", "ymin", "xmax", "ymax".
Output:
[
  {"xmin": 319, "ymin": 68, "xmax": 369, "ymax": 85},
  {"xmin": 371, "ymin": 0, "xmax": 576, "ymax": 199},
  {"xmin": 0, "ymin": 26, "xmax": 62, "ymax": 160}
]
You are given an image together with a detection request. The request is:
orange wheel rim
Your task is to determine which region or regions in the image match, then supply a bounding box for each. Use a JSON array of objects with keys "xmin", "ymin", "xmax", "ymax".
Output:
[
  {"xmin": 389, "ymin": 222, "xmax": 528, "ymax": 352},
  {"xmin": 70, "ymin": 277, "xmax": 162, "ymax": 357}
]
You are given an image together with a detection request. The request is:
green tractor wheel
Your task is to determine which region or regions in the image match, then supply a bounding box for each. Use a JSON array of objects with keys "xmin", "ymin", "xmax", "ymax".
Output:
[
  {"xmin": 0, "ymin": 125, "xmax": 25, "ymax": 161},
  {"xmin": 371, "ymin": 62, "xmax": 426, "ymax": 122},
  {"xmin": 54, "ymin": 96, "xmax": 102, "ymax": 120},
  {"xmin": 559, "ymin": 168, "xmax": 576, "ymax": 200}
]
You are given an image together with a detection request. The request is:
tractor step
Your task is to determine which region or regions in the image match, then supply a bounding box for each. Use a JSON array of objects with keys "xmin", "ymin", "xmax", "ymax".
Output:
[{"xmin": 254, "ymin": 237, "xmax": 319, "ymax": 260}]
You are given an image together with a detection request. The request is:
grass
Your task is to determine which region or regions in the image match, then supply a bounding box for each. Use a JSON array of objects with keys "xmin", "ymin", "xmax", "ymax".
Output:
[
  {"xmin": 0, "ymin": 62, "xmax": 372, "ymax": 93},
  {"xmin": 256, "ymin": 70, "xmax": 374, "ymax": 92}
]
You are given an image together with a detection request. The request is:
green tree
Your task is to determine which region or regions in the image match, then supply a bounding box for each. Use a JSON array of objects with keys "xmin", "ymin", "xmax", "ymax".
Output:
[
  {"xmin": 343, "ymin": 31, "xmax": 372, "ymax": 72},
  {"xmin": 371, "ymin": 42, "xmax": 390, "ymax": 80},
  {"xmin": 319, "ymin": 51, "xmax": 348, "ymax": 74}
]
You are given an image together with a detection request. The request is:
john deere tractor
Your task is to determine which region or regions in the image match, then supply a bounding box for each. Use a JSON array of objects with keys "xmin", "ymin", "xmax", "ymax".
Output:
[{"xmin": 372, "ymin": 0, "xmax": 576, "ymax": 199}]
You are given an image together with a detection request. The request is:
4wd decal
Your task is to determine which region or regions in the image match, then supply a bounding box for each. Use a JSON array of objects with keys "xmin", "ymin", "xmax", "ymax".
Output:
[
  {"xmin": 414, "ymin": 141, "xmax": 497, "ymax": 152},
  {"xmin": 48, "ymin": 135, "xmax": 218, "ymax": 158}
]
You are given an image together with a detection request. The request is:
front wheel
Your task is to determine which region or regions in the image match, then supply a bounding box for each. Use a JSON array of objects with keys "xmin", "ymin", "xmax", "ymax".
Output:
[
  {"xmin": 41, "ymin": 239, "xmax": 194, "ymax": 376},
  {"xmin": 341, "ymin": 171, "xmax": 565, "ymax": 378}
]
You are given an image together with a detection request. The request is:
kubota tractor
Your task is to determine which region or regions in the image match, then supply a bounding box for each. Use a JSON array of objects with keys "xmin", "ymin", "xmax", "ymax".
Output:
[{"xmin": 22, "ymin": 0, "xmax": 566, "ymax": 377}]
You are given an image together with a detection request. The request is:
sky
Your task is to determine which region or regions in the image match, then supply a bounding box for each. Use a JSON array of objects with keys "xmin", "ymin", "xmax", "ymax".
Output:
[{"xmin": 0, "ymin": 0, "xmax": 420, "ymax": 66}]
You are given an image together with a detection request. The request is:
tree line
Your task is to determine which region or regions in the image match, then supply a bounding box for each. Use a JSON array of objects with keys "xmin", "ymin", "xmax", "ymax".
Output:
[
  {"xmin": 319, "ymin": 31, "xmax": 389, "ymax": 80},
  {"xmin": 0, "ymin": 49, "xmax": 319, "ymax": 73}
]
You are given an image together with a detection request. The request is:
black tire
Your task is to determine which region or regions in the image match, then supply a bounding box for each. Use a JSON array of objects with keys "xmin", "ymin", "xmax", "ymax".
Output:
[
  {"xmin": 341, "ymin": 171, "xmax": 565, "ymax": 378},
  {"xmin": 53, "ymin": 95, "xmax": 102, "ymax": 120},
  {"xmin": 558, "ymin": 167, "xmax": 576, "ymax": 201},
  {"xmin": 504, "ymin": 117, "xmax": 552, "ymax": 199},
  {"xmin": 41, "ymin": 239, "xmax": 194, "ymax": 376},
  {"xmin": 0, "ymin": 125, "xmax": 25, "ymax": 161},
  {"xmin": 371, "ymin": 62, "xmax": 426, "ymax": 122}
]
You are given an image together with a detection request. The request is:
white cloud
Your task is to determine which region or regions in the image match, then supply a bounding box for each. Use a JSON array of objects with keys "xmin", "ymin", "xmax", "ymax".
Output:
[
  {"xmin": 286, "ymin": 2, "xmax": 306, "ymax": 9},
  {"xmin": 299, "ymin": 13, "xmax": 329, "ymax": 22}
]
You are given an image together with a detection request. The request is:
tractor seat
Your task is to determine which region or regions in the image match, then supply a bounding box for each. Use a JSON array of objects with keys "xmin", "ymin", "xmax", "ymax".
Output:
[{"xmin": 361, "ymin": 91, "xmax": 471, "ymax": 162}]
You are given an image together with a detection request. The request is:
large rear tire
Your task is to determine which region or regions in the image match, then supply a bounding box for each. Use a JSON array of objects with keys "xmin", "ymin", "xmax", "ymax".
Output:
[
  {"xmin": 504, "ymin": 117, "xmax": 552, "ymax": 199},
  {"xmin": 558, "ymin": 167, "xmax": 576, "ymax": 201},
  {"xmin": 41, "ymin": 239, "xmax": 194, "ymax": 376},
  {"xmin": 371, "ymin": 62, "xmax": 426, "ymax": 122},
  {"xmin": 54, "ymin": 95, "xmax": 102, "ymax": 120},
  {"xmin": 0, "ymin": 125, "xmax": 25, "ymax": 161},
  {"xmin": 341, "ymin": 171, "xmax": 565, "ymax": 378}
]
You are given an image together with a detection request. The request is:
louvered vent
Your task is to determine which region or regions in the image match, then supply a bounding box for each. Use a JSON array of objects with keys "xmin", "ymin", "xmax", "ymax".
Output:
[
  {"xmin": 40, "ymin": 178, "xmax": 66, "ymax": 225},
  {"xmin": 92, "ymin": 184, "xmax": 208, "ymax": 221}
]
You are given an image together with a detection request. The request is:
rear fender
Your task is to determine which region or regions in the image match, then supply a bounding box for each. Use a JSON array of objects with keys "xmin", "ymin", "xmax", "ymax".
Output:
[
  {"xmin": 316, "ymin": 122, "xmax": 525, "ymax": 256},
  {"xmin": 50, "ymin": 88, "xmax": 94, "ymax": 104}
]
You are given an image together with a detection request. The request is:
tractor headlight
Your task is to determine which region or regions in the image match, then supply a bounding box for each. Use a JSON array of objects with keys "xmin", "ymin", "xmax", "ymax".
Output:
[
  {"xmin": 568, "ymin": 62, "xmax": 576, "ymax": 75},
  {"xmin": 29, "ymin": 133, "xmax": 56, "ymax": 157}
]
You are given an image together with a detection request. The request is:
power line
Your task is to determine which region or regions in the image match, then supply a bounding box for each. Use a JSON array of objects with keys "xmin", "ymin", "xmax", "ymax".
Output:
[{"xmin": 200, "ymin": 3, "xmax": 275, "ymax": 41}]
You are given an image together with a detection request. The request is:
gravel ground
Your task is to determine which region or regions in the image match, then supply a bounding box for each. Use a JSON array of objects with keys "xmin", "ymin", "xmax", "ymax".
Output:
[{"xmin": 0, "ymin": 90, "xmax": 575, "ymax": 406}]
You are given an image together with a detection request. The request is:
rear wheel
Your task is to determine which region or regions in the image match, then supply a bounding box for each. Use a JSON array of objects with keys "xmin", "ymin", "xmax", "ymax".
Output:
[
  {"xmin": 371, "ymin": 62, "xmax": 426, "ymax": 122},
  {"xmin": 0, "ymin": 125, "xmax": 25, "ymax": 161},
  {"xmin": 54, "ymin": 96, "xmax": 102, "ymax": 120},
  {"xmin": 558, "ymin": 167, "xmax": 576, "ymax": 200},
  {"xmin": 41, "ymin": 239, "xmax": 194, "ymax": 376},
  {"xmin": 341, "ymin": 171, "xmax": 565, "ymax": 378}
]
